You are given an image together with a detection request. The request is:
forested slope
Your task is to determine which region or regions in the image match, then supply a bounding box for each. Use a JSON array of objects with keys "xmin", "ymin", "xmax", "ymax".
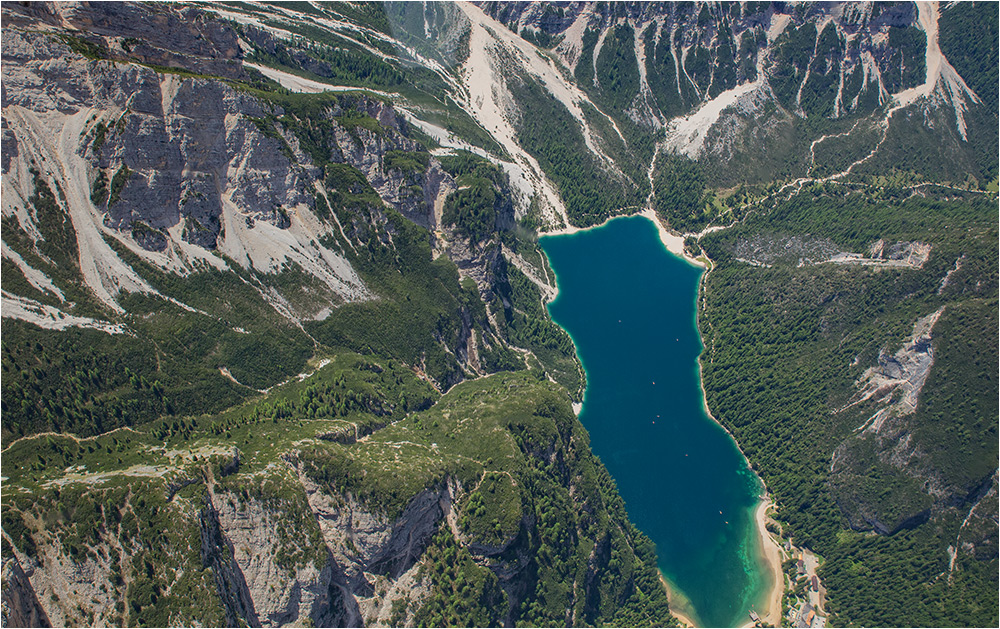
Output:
[{"xmin": 697, "ymin": 185, "xmax": 998, "ymax": 626}]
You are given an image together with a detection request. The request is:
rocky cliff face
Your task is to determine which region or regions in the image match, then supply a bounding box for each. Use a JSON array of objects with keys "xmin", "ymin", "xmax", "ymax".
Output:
[
  {"xmin": 1, "ymin": 372, "xmax": 671, "ymax": 627},
  {"xmin": 3, "ymin": 24, "xmax": 361, "ymax": 307},
  {"xmin": 201, "ymin": 486, "xmax": 336, "ymax": 627},
  {"xmin": 829, "ymin": 303, "xmax": 998, "ymax": 542},
  {"xmin": 480, "ymin": 1, "xmax": 928, "ymax": 123},
  {"xmin": 1, "ymin": 0, "xmax": 527, "ymax": 392},
  {"xmin": 0, "ymin": 8, "xmax": 588, "ymax": 624},
  {"xmin": 1, "ymin": 549, "xmax": 51, "ymax": 628},
  {"xmin": 3, "ymin": 2, "xmax": 246, "ymax": 80}
]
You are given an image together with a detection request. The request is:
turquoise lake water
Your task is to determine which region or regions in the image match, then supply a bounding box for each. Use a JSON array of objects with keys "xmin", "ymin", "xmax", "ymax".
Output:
[{"xmin": 540, "ymin": 216, "xmax": 769, "ymax": 628}]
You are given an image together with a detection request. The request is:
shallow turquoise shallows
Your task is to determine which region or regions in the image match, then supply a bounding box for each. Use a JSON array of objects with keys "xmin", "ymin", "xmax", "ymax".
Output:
[{"xmin": 540, "ymin": 215, "xmax": 769, "ymax": 628}]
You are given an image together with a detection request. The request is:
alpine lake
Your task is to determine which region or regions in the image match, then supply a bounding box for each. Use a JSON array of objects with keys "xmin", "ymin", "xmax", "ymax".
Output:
[{"xmin": 540, "ymin": 215, "xmax": 771, "ymax": 628}]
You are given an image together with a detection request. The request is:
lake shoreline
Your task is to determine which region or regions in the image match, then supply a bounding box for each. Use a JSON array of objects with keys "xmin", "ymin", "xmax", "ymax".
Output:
[
  {"xmin": 638, "ymin": 208, "xmax": 706, "ymax": 268},
  {"xmin": 745, "ymin": 497, "xmax": 785, "ymax": 628},
  {"xmin": 693, "ymin": 253, "xmax": 786, "ymax": 629},
  {"xmin": 539, "ymin": 209, "xmax": 706, "ymax": 269}
]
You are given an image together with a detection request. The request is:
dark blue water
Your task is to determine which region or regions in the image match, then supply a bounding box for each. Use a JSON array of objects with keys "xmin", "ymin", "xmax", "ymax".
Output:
[{"xmin": 540, "ymin": 216, "xmax": 768, "ymax": 628}]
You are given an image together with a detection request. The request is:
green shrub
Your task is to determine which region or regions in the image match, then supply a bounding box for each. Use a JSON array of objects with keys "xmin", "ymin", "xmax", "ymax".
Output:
[
  {"xmin": 91, "ymin": 170, "xmax": 108, "ymax": 207},
  {"xmin": 109, "ymin": 165, "xmax": 131, "ymax": 206}
]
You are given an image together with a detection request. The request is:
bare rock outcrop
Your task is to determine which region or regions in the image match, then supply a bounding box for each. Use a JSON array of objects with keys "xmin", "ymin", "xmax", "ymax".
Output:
[
  {"xmin": 828, "ymin": 308, "xmax": 973, "ymax": 535},
  {"xmin": 1, "ymin": 551, "xmax": 51, "ymax": 628},
  {"xmin": 3, "ymin": 2, "xmax": 245, "ymax": 80},
  {"xmin": 2, "ymin": 21, "xmax": 369, "ymax": 314},
  {"xmin": 202, "ymin": 489, "xmax": 335, "ymax": 627},
  {"xmin": 290, "ymin": 458, "xmax": 448, "ymax": 582}
]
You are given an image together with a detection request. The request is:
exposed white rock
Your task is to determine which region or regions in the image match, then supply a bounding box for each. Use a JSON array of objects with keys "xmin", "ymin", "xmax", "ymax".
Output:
[
  {"xmin": 1, "ymin": 549, "xmax": 50, "ymax": 628},
  {"xmin": 936, "ymin": 255, "xmax": 965, "ymax": 294},
  {"xmin": 888, "ymin": 2, "xmax": 980, "ymax": 139},
  {"xmin": 245, "ymin": 62, "xmax": 394, "ymax": 98},
  {"xmin": 852, "ymin": 308, "xmax": 945, "ymax": 435},
  {"xmin": 1, "ymin": 241, "xmax": 65, "ymax": 301},
  {"xmin": 3, "ymin": 106, "xmax": 162, "ymax": 313},
  {"xmin": 827, "ymin": 241, "xmax": 932, "ymax": 269},
  {"xmin": 287, "ymin": 457, "xmax": 452, "ymax": 625},
  {"xmin": 1, "ymin": 290, "xmax": 127, "ymax": 334},
  {"xmin": 502, "ymin": 245, "xmax": 557, "ymax": 303},
  {"xmin": 209, "ymin": 489, "xmax": 333, "ymax": 627},
  {"xmin": 554, "ymin": 3, "xmax": 597, "ymax": 70},
  {"xmin": 856, "ymin": 51, "xmax": 890, "ymax": 109},
  {"xmin": 767, "ymin": 13, "xmax": 794, "ymax": 44},
  {"xmin": 2, "ymin": 28, "xmax": 372, "ymax": 322},
  {"xmin": 665, "ymin": 79, "xmax": 764, "ymax": 159},
  {"xmin": 453, "ymin": 2, "xmax": 631, "ymax": 228}
]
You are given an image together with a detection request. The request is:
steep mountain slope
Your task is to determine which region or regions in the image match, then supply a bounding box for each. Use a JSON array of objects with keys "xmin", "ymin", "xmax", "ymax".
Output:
[
  {"xmin": 1, "ymin": 1, "xmax": 582, "ymax": 440},
  {"xmin": 2, "ymin": 364, "xmax": 668, "ymax": 627},
  {"xmin": 480, "ymin": 0, "xmax": 996, "ymax": 213},
  {"xmin": 0, "ymin": 2, "xmax": 644, "ymax": 626},
  {"xmin": 2, "ymin": 1, "xmax": 997, "ymax": 627}
]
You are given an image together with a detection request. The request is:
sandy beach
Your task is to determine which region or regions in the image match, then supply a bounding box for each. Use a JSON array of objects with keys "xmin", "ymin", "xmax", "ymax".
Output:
[
  {"xmin": 747, "ymin": 497, "xmax": 785, "ymax": 628},
  {"xmin": 638, "ymin": 208, "xmax": 706, "ymax": 268},
  {"xmin": 660, "ymin": 573, "xmax": 698, "ymax": 628},
  {"xmin": 540, "ymin": 209, "xmax": 706, "ymax": 269},
  {"xmin": 660, "ymin": 498, "xmax": 785, "ymax": 629}
]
